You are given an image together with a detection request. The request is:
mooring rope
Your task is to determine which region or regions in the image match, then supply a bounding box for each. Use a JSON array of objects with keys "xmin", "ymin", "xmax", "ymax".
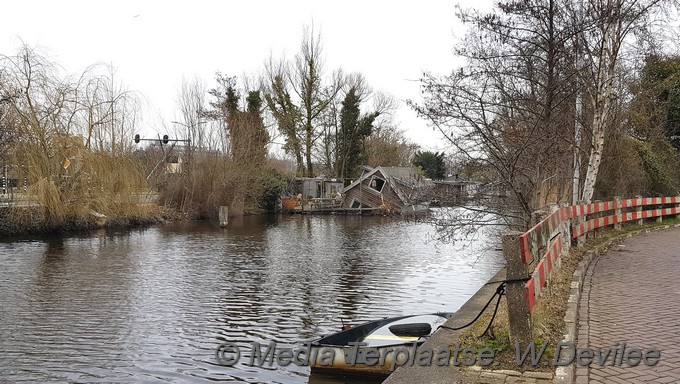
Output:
[{"xmin": 436, "ymin": 276, "xmax": 530, "ymax": 338}]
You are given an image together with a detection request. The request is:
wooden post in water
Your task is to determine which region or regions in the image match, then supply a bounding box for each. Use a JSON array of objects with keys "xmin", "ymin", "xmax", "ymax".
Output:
[
  {"xmin": 219, "ymin": 206, "xmax": 228, "ymax": 227},
  {"xmin": 502, "ymin": 231, "xmax": 532, "ymax": 346}
]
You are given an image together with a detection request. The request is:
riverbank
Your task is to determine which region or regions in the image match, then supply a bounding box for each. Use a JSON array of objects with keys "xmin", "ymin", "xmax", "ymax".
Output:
[
  {"xmin": 0, "ymin": 205, "xmax": 180, "ymax": 237},
  {"xmin": 383, "ymin": 269, "xmax": 508, "ymax": 383},
  {"xmin": 386, "ymin": 218, "xmax": 680, "ymax": 384},
  {"xmin": 454, "ymin": 218, "xmax": 680, "ymax": 373}
]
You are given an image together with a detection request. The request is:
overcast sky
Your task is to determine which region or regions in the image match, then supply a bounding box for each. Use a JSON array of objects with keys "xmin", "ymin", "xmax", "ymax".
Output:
[{"xmin": 1, "ymin": 0, "xmax": 493, "ymax": 152}]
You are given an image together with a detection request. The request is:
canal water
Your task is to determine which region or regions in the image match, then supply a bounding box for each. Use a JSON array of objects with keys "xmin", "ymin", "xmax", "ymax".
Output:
[{"xmin": 0, "ymin": 213, "xmax": 505, "ymax": 383}]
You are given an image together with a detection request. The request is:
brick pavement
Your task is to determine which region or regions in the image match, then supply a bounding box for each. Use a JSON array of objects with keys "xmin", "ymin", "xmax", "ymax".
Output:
[{"xmin": 575, "ymin": 227, "xmax": 680, "ymax": 383}]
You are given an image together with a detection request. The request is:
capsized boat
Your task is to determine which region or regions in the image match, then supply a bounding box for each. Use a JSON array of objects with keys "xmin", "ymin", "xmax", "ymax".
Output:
[{"xmin": 308, "ymin": 313, "xmax": 451, "ymax": 377}]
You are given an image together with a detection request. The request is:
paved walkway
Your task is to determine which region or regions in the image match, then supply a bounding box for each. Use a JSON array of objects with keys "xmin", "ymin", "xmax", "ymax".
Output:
[{"xmin": 575, "ymin": 227, "xmax": 680, "ymax": 383}]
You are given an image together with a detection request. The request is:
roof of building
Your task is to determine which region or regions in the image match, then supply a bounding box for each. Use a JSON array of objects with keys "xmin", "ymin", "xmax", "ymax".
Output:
[{"xmin": 344, "ymin": 166, "xmax": 432, "ymax": 204}]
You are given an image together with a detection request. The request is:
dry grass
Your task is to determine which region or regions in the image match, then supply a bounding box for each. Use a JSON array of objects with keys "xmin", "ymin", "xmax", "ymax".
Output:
[
  {"xmin": 2, "ymin": 139, "xmax": 165, "ymax": 235},
  {"xmin": 161, "ymin": 154, "xmax": 289, "ymax": 219}
]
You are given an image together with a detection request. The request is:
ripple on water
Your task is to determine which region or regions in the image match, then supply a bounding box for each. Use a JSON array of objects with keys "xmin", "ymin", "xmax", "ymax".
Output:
[{"xmin": 0, "ymin": 214, "xmax": 504, "ymax": 383}]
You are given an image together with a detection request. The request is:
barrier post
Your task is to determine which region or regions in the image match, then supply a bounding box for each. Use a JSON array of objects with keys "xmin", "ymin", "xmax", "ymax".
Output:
[
  {"xmin": 614, "ymin": 196, "xmax": 622, "ymax": 230},
  {"xmin": 677, "ymin": 195, "xmax": 680, "ymax": 220},
  {"xmin": 577, "ymin": 201, "xmax": 586, "ymax": 247},
  {"xmin": 592, "ymin": 200, "xmax": 601, "ymax": 239},
  {"xmin": 636, "ymin": 195, "xmax": 643, "ymax": 225},
  {"xmin": 532, "ymin": 209, "xmax": 548, "ymax": 226},
  {"xmin": 502, "ymin": 232, "xmax": 532, "ymax": 346}
]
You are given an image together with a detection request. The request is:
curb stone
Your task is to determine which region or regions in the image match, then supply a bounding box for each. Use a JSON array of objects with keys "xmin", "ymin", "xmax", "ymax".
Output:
[
  {"xmin": 462, "ymin": 367, "xmax": 554, "ymax": 383},
  {"xmin": 552, "ymin": 222, "xmax": 680, "ymax": 384}
]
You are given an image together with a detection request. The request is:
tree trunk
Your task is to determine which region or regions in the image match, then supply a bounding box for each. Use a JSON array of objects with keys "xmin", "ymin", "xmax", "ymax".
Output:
[
  {"xmin": 581, "ymin": 23, "xmax": 616, "ymax": 203},
  {"xmin": 305, "ymin": 124, "xmax": 314, "ymax": 177},
  {"xmin": 581, "ymin": 113, "xmax": 606, "ymax": 202}
]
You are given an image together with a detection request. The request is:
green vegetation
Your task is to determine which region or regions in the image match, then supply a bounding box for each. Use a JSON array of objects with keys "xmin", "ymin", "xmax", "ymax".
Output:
[
  {"xmin": 637, "ymin": 56, "xmax": 680, "ymax": 150},
  {"xmin": 594, "ymin": 55, "xmax": 680, "ymax": 199},
  {"xmin": 413, "ymin": 150, "xmax": 446, "ymax": 180},
  {"xmin": 336, "ymin": 86, "xmax": 378, "ymax": 180}
]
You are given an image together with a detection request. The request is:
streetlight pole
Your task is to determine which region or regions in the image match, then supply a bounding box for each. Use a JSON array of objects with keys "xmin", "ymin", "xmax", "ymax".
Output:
[{"xmin": 133, "ymin": 134, "xmax": 191, "ymax": 180}]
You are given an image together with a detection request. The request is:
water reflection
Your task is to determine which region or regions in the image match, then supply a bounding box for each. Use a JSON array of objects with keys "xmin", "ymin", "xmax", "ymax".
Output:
[{"xmin": 0, "ymin": 214, "xmax": 504, "ymax": 383}]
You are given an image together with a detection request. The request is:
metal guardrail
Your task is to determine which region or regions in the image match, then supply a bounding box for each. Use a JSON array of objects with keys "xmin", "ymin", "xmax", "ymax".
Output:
[
  {"xmin": 501, "ymin": 196, "xmax": 680, "ymax": 344},
  {"xmin": 518, "ymin": 196, "xmax": 680, "ymax": 312}
]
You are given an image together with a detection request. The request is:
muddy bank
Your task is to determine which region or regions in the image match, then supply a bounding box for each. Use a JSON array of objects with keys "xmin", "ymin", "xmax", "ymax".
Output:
[{"xmin": 0, "ymin": 206, "xmax": 181, "ymax": 237}]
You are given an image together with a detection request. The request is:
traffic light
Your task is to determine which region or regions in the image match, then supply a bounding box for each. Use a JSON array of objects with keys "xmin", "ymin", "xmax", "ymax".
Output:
[
  {"xmin": 162, "ymin": 135, "xmax": 169, "ymax": 145},
  {"xmin": 134, "ymin": 134, "xmax": 140, "ymax": 144}
]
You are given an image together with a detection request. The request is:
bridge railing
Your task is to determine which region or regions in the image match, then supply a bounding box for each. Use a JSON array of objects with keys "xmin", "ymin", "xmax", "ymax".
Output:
[{"xmin": 504, "ymin": 196, "xmax": 680, "ymax": 343}]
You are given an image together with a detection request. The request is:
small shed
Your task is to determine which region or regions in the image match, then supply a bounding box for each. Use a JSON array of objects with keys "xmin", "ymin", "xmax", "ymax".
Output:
[{"xmin": 281, "ymin": 176, "xmax": 345, "ymax": 213}]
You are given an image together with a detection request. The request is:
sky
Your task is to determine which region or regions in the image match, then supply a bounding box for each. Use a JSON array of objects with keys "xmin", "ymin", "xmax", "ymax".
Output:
[{"xmin": 0, "ymin": 0, "xmax": 493, "ymax": 153}]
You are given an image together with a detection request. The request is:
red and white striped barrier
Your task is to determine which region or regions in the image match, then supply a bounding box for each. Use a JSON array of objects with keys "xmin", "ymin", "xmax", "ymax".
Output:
[
  {"xmin": 525, "ymin": 233, "xmax": 564, "ymax": 312},
  {"xmin": 518, "ymin": 196, "xmax": 680, "ymax": 313}
]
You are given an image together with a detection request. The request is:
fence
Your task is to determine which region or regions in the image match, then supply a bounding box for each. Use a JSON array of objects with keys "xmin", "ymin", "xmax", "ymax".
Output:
[{"xmin": 504, "ymin": 196, "xmax": 680, "ymax": 343}]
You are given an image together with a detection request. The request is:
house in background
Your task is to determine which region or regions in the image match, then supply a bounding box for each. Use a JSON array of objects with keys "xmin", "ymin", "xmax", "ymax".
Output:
[
  {"xmin": 431, "ymin": 175, "xmax": 480, "ymax": 204},
  {"xmin": 342, "ymin": 166, "xmax": 432, "ymax": 214}
]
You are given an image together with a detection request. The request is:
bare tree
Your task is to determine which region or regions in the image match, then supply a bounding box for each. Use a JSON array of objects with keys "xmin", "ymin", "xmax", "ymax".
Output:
[
  {"xmin": 264, "ymin": 25, "xmax": 342, "ymax": 177},
  {"xmin": 174, "ymin": 76, "xmax": 208, "ymax": 154},
  {"xmin": 365, "ymin": 125, "xmax": 419, "ymax": 168},
  {"xmin": 412, "ymin": 0, "xmax": 579, "ymax": 227},
  {"xmin": 67, "ymin": 64, "xmax": 140, "ymax": 156}
]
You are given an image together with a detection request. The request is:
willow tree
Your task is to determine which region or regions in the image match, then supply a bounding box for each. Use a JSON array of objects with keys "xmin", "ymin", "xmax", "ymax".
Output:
[{"xmin": 0, "ymin": 44, "xmax": 147, "ymax": 227}]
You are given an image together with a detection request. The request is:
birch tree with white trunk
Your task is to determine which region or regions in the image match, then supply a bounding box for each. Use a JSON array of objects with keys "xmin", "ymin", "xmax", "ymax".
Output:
[{"xmin": 580, "ymin": 0, "xmax": 668, "ymax": 202}]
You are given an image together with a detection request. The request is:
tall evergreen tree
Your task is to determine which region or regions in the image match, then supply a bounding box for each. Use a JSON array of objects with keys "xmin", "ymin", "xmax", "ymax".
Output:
[
  {"xmin": 413, "ymin": 151, "xmax": 446, "ymax": 179},
  {"xmin": 336, "ymin": 87, "xmax": 378, "ymax": 180}
]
